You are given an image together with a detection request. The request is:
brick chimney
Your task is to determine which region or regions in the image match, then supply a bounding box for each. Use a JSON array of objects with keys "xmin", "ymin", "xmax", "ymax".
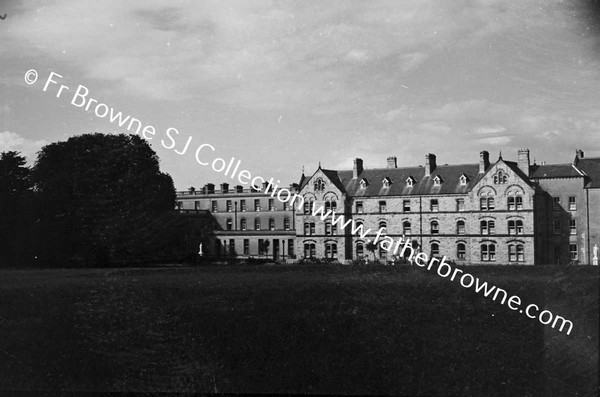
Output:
[
  {"xmin": 220, "ymin": 183, "xmax": 229, "ymax": 193},
  {"xmin": 387, "ymin": 156, "xmax": 397, "ymax": 168},
  {"xmin": 479, "ymin": 151, "xmax": 490, "ymax": 174},
  {"xmin": 517, "ymin": 148, "xmax": 530, "ymax": 177},
  {"xmin": 353, "ymin": 158, "xmax": 363, "ymax": 179},
  {"xmin": 425, "ymin": 153, "xmax": 436, "ymax": 177}
]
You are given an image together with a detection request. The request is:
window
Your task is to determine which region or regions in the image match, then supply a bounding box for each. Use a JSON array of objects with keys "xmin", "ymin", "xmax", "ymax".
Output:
[
  {"xmin": 456, "ymin": 198, "xmax": 465, "ymax": 211},
  {"xmin": 269, "ymin": 218, "xmax": 275, "ymax": 230},
  {"xmin": 258, "ymin": 239, "xmax": 268, "ymax": 255},
  {"xmin": 288, "ymin": 239, "xmax": 294, "ymax": 257},
  {"xmin": 212, "ymin": 201, "xmax": 218, "ymax": 212},
  {"xmin": 430, "ymin": 199, "xmax": 439, "ymax": 212},
  {"xmin": 304, "ymin": 201, "xmax": 310, "ymax": 214},
  {"xmin": 382, "ymin": 178, "xmax": 392, "ymax": 188},
  {"xmin": 310, "ymin": 222, "xmax": 315, "ymax": 235},
  {"xmin": 356, "ymin": 243, "xmax": 364, "ymax": 258},
  {"xmin": 508, "ymin": 244, "xmax": 525, "ymax": 262},
  {"xmin": 331, "ymin": 201, "xmax": 337, "ymax": 212},
  {"xmin": 480, "ymin": 197, "xmax": 494, "ymax": 211},
  {"xmin": 481, "ymin": 244, "xmax": 496, "ymax": 261},
  {"xmin": 359, "ymin": 179, "xmax": 368, "ymax": 189},
  {"xmin": 459, "ymin": 174, "xmax": 468, "ymax": 185},
  {"xmin": 314, "ymin": 178, "xmax": 325, "ymax": 191},
  {"xmin": 304, "ymin": 243, "xmax": 316, "ymax": 258},
  {"xmin": 516, "ymin": 196, "xmax": 523, "ymax": 210},
  {"xmin": 325, "ymin": 243, "xmax": 338, "ymax": 259},
  {"xmin": 553, "ymin": 197, "xmax": 561, "ymax": 210},
  {"xmin": 508, "ymin": 197, "xmax": 515, "ymax": 211},
  {"xmin": 284, "ymin": 217, "xmax": 290, "ymax": 230},
  {"xmin": 406, "ymin": 176, "xmax": 415, "ymax": 187},
  {"xmin": 255, "ymin": 218, "xmax": 261, "ymax": 230},
  {"xmin": 356, "ymin": 201, "xmax": 364, "ymax": 214},
  {"xmin": 553, "ymin": 219, "xmax": 561, "ymax": 234},
  {"xmin": 431, "ymin": 242, "xmax": 440, "ymax": 257},
  {"xmin": 240, "ymin": 199, "xmax": 246, "ymax": 212},
  {"xmin": 243, "ymin": 239, "xmax": 249, "ymax": 255},
  {"xmin": 457, "ymin": 220, "xmax": 465, "ymax": 234},
  {"xmin": 516, "ymin": 220, "xmax": 523, "ymax": 234},
  {"xmin": 325, "ymin": 222, "xmax": 332, "ymax": 235},
  {"xmin": 403, "ymin": 221, "xmax": 411, "ymax": 235},
  {"xmin": 283, "ymin": 201, "xmax": 289, "ymax": 211},
  {"xmin": 433, "ymin": 175, "xmax": 443, "ymax": 186},
  {"xmin": 379, "ymin": 245, "xmax": 387, "ymax": 259},
  {"xmin": 269, "ymin": 199, "xmax": 275, "ymax": 211},
  {"xmin": 569, "ymin": 244, "xmax": 578, "ymax": 260},
  {"xmin": 176, "ymin": 201, "xmax": 183, "ymax": 210},
  {"xmin": 194, "ymin": 201, "xmax": 200, "ymax": 210},
  {"xmin": 255, "ymin": 199, "xmax": 261, "ymax": 211},
  {"xmin": 457, "ymin": 243, "xmax": 466, "ymax": 259},
  {"xmin": 570, "ymin": 219, "xmax": 576, "ymax": 235},
  {"xmin": 226, "ymin": 218, "xmax": 233, "ymax": 230},
  {"xmin": 431, "ymin": 221, "xmax": 439, "ymax": 234},
  {"xmin": 569, "ymin": 196, "xmax": 576, "ymax": 211},
  {"xmin": 226, "ymin": 200, "xmax": 232, "ymax": 212},
  {"xmin": 403, "ymin": 200, "xmax": 411, "ymax": 212},
  {"xmin": 480, "ymin": 220, "xmax": 495, "ymax": 235},
  {"xmin": 378, "ymin": 221, "xmax": 387, "ymax": 232},
  {"xmin": 379, "ymin": 201, "xmax": 387, "ymax": 213},
  {"xmin": 240, "ymin": 218, "xmax": 247, "ymax": 230},
  {"xmin": 229, "ymin": 239, "xmax": 235, "ymax": 254}
]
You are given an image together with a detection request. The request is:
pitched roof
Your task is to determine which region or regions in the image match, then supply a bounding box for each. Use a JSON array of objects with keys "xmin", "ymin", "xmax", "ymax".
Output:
[
  {"xmin": 312, "ymin": 163, "xmax": 484, "ymax": 197},
  {"xmin": 529, "ymin": 163, "xmax": 583, "ymax": 179},
  {"xmin": 574, "ymin": 157, "xmax": 600, "ymax": 188}
]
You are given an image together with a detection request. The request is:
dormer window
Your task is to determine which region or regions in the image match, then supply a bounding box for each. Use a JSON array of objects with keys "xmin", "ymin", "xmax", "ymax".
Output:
[
  {"xmin": 382, "ymin": 177, "xmax": 392, "ymax": 189},
  {"xmin": 359, "ymin": 178, "xmax": 369, "ymax": 189},
  {"xmin": 406, "ymin": 176, "xmax": 416, "ymax": 187},
  {"xmin": 459, "ymin": 174, "xmax": 468, "ymax": 185},
  {"xmin": 433, "ymin": 175, "xmax": 443, "ymax": 186},
  {"xmin": 314, "ymin": 178, "xmax": 325, "ymax": 191}
]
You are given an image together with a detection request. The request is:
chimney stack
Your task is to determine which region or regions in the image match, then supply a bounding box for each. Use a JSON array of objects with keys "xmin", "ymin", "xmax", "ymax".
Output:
[
  {"xmin": 387, "ymin": 156, "xmax": 397, "ymax": 168},
  {"xmin": 220, "ymin": 183, "xmax": 229, "ymax": 193},
  {"xmin": 517, "ymin": 148, "xmax": 530, "ymax": 177},
  {"xmin": 479, "ymin": 151, "xmax": 490, "ymax": 174},
  {"xmin": 425, "ymin": 153, "xmax": 436, "ymax": 177},
  {"xmin": 353, "ymin": 158, "xmax": 363, "ymax": 179}
]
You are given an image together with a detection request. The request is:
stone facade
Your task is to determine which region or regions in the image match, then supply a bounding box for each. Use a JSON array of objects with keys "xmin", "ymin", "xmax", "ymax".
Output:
[{"xmin": 176, "ymin": 148, "xmax": 600, "ymax": 265}]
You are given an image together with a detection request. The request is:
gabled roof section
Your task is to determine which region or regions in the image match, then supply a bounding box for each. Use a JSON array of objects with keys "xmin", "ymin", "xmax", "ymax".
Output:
[
  {"xmin": 529, "ymin": 163, "xmax": 584, "ymax": 179},
  {"xmin": 574, "ymin": 157, "xmax": 600, "ymax": 188}
]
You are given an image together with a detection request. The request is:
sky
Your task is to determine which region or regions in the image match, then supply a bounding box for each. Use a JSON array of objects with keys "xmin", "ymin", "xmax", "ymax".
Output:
[{"xmin": 2, "ymin": 0, "xmax": 600, "ymax": 190}]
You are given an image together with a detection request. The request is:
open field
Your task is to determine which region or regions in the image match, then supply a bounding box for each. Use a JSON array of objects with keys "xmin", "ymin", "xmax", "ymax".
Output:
[{"xmin": 0, "ymin": 264, "xmax": 597, "ymax": 395}]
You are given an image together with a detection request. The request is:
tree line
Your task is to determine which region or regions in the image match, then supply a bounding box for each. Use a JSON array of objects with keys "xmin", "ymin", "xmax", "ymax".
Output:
[{"xmin": 0, "ymin": 133, "xmax": 210, "ymax": 267}]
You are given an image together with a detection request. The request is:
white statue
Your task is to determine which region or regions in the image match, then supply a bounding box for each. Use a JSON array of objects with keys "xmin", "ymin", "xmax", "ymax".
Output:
[{"xmin": 593, "ymin": 244, "xmax": 598, "ymax": 266}]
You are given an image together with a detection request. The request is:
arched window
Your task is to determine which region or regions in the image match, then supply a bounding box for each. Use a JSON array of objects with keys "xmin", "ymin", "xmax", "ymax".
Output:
[
  {"xmin": 379, "ymin": 220, "xmax": 387, "ymax": 232},
  {"xmin": 431, "ymin": 242, "xmax": 440, "ymax": 257},
  {"xmin": 314, "ymin": 178, "xmax": 325, "ymax": 191},
  {"xmin": 403, "ymin": 221, "xmax": 411, "ymax": 235},
  {"xmin": 480, "ymin": 220, "xmax": 495, "ymax": 235},
  {"xmin": 481, "ymin": 243, "xmax": 496, "ymax": 261},
  {"xmin": 356, "ymin": 243, "xmax": 364, "ymax": 258},
  {"xmin": 480, "ymin": 197, "xmax": 495, "ymax": 211},
  {"xmin": 304, "ymin": 222, "xmax": 310, "ymax": 235},
  {"xmin": 457, "ymin": 243, "xmax": 466, "ymax": 259},
  {"xmin": 509, "ymin": 244, "xmax": 525, "ymax": 262},
  {"xmin": 431, "ymin": 221, "xmax": 439, "ymax": 234},
  {"xmin": 325, "ymin": 243, "xmax": 338, "ymax": 259},
  {"xmin": 457, "ymin": 220, "xmax": 465, "ymax": 234},
  {"xmin": 304, "ymin": 243, "xmax": 316, "ymax": 258}
]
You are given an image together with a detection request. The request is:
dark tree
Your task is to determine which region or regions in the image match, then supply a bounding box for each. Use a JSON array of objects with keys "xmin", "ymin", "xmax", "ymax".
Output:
[
  {"xmin": 0, "ymin": 151, "xmax": 33, "ymax": 266},
  {"xmin": 31, "ymin": 133, "xmax": 180, "ymax": 266}
]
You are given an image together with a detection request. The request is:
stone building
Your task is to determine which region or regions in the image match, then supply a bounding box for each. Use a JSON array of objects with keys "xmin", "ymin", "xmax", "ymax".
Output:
[{"xmin": 176, "ymin": 148, "xmax": 600, "ymax": 265}]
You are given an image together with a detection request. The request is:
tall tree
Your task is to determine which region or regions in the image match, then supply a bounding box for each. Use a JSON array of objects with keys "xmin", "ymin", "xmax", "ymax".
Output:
[
  {"xmin": 31, "ymin": 133, "xmax": 180, "ymax": 266},
  {"xmin": 0, "ymin": 151, "xmax": 32, "ymax": 266}
]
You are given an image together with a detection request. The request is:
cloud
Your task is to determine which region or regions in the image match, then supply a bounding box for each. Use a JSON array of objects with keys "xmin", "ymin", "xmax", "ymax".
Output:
[{"xmin": 0, "ymin": 131, "xmax": 47, "ymax": 163}]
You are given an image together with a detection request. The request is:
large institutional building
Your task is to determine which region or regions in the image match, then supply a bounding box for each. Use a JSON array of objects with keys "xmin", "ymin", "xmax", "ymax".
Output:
[{"xmin": 176, "ymin": 148, "xmax": 600, "ymax": 265}]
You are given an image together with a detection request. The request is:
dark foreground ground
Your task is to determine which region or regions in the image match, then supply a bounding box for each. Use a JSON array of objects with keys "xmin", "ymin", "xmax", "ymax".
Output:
[{"xmin": 0, "ymin": 264, "xmax": 597, "ymax": 395}]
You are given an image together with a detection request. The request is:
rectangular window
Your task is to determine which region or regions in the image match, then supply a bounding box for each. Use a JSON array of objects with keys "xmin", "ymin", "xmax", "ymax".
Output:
[
  {"xmin": 516, "ymin": 196, "xmax": 523, "ymax": 210},
  {"xmin": 403, "ymin": 200, "xmax": 411, "ymax": 212},
  {"xmin": 229, "ymin": 239, "xmax": 235, "ymax": 254},
  {"xmin": 254, "ymin": 199, "xmax": 261, "ymax": 211},
  {"xmin": 194, "ymin": 201, "xmax": 200, "ymax": 210},
  {"xmin": 517, "ymin": 245, "xmax": 524, "ymax": 262},
  {"xmin": 284, "ymin": 217, "xmax": 290, "ymax": 230},
  {"xmin": 553, "ymin": 197, "xmax": 561, "ymax": 210},
  {"xmin": 269, "ymin": 199, "xmax": 275, "ymax": 211},
  {"xmin": 283, "ymin": 201, "xmax": 289, "ymax": 211},
  {"xmin": 430, "ymin": 199, "xmax": 439, "ymax": 212},
  {"xmin": 240, "ymin": 199, "xmax": 246, "ymax": 212},
  {"xmin": 570, "ymin": 244, "xmax": 578, "ymax": 260},
  {"xmin": 288, "ymin": 239, "xmax": 294, "ymax": 257},
  {"xmin": 255, "ymin": 218, "xmax": 261, "ymax": 230},
  {"xmin": 480, "ymin": 198, "xmax": 487, "ymax": 211},
  {"xmin": 226, "ymin": 218, "xmax": 232, "ymax": 231},
  {"xmin": 509, "ymin": 245, "xmax": 516, "ymax": 262},
  {"xmin": 226, "ymin": 200, "xmax": 232, "ymax": 212},
  {"xmin": 456, "ymin": 198, "xmax": 464, "ymax": 211},
  {"xmin": 212, "ymin": 201, "xmax": 218, "ymax": 212},
  {"xmin": 243, "ymin": 239, "xmax": 249, "ymax": 255},
  {"xmin": 269, "ymin": 218, "xmax": 275, "ymax": 230},
  {"xmin": 379, "ymin": 201, "xmax": 387, "ymax": 213},
  {"xmin": 570, "ymin": 219, "xmax": 576, "ymax": 235},
  {"xmin": 310, "ymin": 222, "xmax": 315, "ymax": 235},
  {"xmin": 569, "ymin": 196, "xmax": 576, "ymax": 211},
  {"xmin": 553, "ymin": 219, "xmax": 561, "ymax": 234},
  {"xmin": 356, "ymin": 201, "xmax": 363, "ymax": 214}
]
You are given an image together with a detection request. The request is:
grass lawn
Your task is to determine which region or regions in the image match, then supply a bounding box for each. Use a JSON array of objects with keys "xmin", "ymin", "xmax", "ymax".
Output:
[{"xmin": 0, "ymin": 264, "xmax": 597, "ymax": 395}]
